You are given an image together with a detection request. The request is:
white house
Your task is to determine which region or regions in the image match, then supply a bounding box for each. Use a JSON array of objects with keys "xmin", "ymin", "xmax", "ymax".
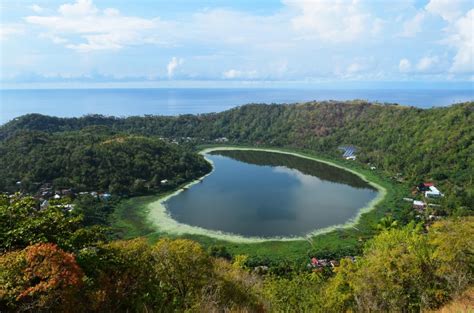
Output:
[
  {"xmin": 413, "ymin": 200, "xmax": 426, "ymax": 210},
  {"xmin": 346, "ymin": 155, "xmax": 356, "ymax": 160},
  {"xmin": 425, "ymin": 186, "xmax": 443, "ymax": 198}
]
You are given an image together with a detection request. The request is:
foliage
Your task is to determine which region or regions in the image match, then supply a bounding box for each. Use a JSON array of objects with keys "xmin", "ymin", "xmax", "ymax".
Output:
[
  {"xmin": 1, "ymin": 218, "xmax": 472, "ymax": 312},
  {"xmin": 429, "ymin": 217, "xmax": 474, "ymax": 297},
  {"xmin": 0, "ymin": 131, "xmax": 211, "ymax": 195},
  {"xmin": 1, "ymin": 101, "xmax": 472, "ymax": 211},
  {"xmin": 0, "ymin": 243, "xmax": 83, "ymax": 312},
  {"xmin": 208, "ymin": 244, "xmax": 232, "ymax": 260},
  {"xmin": 322, "ymin": 219, "xmax": 474, "ymax": 312},
  {"xmin": 263, "ymin": 272, "xmax": 324, "ymax": 312},
  {"xmin": 76, "ymin": 238, "xmax": 163, "ymax": 312},
  {"xmin": 0, "ymin": 194, "xmax": 105, "ymax": 252},
  {"xmin": 152, "ymin": 238, "xmax": 213, "ymax": 308}
]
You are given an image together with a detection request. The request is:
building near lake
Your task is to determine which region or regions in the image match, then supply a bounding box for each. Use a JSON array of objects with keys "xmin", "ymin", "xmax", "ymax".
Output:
[
  {"xmin": 413, "ymin": 200, "xmax": 426, "ymax": 210},
  {"xmin": 425, "ymin": 186, "xmax": 443, "ymax": 198}
]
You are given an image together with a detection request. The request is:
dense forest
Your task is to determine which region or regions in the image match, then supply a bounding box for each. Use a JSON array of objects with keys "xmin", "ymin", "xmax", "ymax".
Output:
[
  {"xmin": 1, "ymin": 100, "xmax": 472, "ymax": 211},
  {"xmin": 1, "ymin": 101, "xmax": 473, "ymax": 311},
  {"xmin": 0, "ymin": 130, "xmax": 211, "ymax": 194},
  {"xmin": 1, "ymin": 194, "xmax": 472, "ymax": 312}
]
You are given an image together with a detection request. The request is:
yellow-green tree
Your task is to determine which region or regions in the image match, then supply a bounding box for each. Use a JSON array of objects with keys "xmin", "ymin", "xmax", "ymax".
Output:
[
  {"xmin": 152, "ymin": 238, "xmax": 213, "ymax": 308},
  {"xmin": 77, "ymin": 238, "xmax": 163, "ymax": 312},
  {"xmin": 429, "ymin": 217, "xmax": 474, "ymax": 298}
]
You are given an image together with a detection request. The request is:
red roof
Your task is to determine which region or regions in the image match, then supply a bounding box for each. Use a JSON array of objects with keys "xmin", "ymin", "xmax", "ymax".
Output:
[
  {"xmin": 423, "ymin": 182, "xmax": 434, "ymax": 187},
  {"xmin": 311, "ymin": 258, "xmax": 318, "ymax": 265}
]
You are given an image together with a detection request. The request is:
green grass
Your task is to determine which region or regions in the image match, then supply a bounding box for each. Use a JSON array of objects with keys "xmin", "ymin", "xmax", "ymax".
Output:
[{"xmin": 111, "ymin": 144, "xmax": 409, "ymax": 262}]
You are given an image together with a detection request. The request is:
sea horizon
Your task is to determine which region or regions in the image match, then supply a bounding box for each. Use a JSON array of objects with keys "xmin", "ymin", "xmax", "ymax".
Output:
[{"xmin": 1, "ymin": 87, "xmax": 473, "ymax": 125}]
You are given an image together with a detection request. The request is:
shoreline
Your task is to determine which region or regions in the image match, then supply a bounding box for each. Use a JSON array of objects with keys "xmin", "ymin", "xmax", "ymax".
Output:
[{"xmin": 146, "ymin": 146, "xmax": 387, "ymax": 243}]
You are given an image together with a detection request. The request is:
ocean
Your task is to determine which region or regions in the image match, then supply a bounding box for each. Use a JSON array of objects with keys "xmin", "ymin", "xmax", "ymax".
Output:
[{"xmin": 1, "ymin": 88, "xmax": 473, "ymax": 125}]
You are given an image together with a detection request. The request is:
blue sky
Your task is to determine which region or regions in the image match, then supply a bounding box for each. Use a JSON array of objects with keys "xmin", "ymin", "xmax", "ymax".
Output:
[{"xmin": 1, "ymin": 0, "xmax": 473, "ymax": 88}]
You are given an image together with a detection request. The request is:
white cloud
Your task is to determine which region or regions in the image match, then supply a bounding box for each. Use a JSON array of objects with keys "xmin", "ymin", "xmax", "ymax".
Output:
[
  {"xmin": 425, "ymin": 0, "xmax": 473, "ymax": 73},
  {"xmin": 223, "ymin": 69, "xmax": 258, "ymax": 79},
  {"xmin": 39, "ymin": 33, "xmax": 68, "ymax": 44},
  {"xmin": 5, "ymin": 0, "xmax": 471, "ymax": 82},
  {"xmin": 399, "ymin": 59, "xmax": 411, "ymax": 72},
  {"xmin": 425, "ymin": 0, "xmax": 466, "ymax": 22},
  {"xmin": 58, "ymin": 0, "xmax": 98, "ymax": 16},
  {"xmin": 400, "ymin": 12, "xmax": 426, "ymax": 37},
  {"xmin": 167, "ymin": 57, "xmax": 183, "ymax": 78},
  {"xmin": 284, "ymin": 0, "xmax": 373, "ymax": 42},
  {"xmin": 29, "ymin": 4, "xmax": 44, "ymax": 13},
  {"xmin": 25, "ymin": 0, "xmax": 166, "ymax": 52},
  {"xmin": 449, "ymin": 9, "xmax": 474, "ymax": 72},
  {"xmin": 0, "ymin": 24, "xmax": 24, "ymax": 40},
  {"xmin": 416, "ymin": 56, "xmax": 439, "ymax": 71}
]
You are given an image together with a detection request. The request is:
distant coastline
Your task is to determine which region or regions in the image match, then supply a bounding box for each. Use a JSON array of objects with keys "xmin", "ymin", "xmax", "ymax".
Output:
[{"xmin": 2, "ymin": 88, "xmax": 473, "ymax": 124}]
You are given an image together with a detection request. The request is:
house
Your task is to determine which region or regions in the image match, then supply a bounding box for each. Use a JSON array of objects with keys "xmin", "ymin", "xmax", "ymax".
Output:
[
  {"xmin": 61, "ymin": 188, "xmax": 73, "ymax": 196},
  {"xmin": 425, "ymin": 186, "xmax": 443, "ymax": 198},
  {"xmin": 40, "ymin": 200, "xmax": 49, "ymax": 210},
  {"xmin": 215, "ymin": 137, "xmax": 229, "ymax": 143},
  {"xmin": 370, "ymin": 166, "xmax": 377, "ymax": 170},
  {"xmin": 417, "ymin": 182, "xmax": 434, "ymax": 192},
  {"xmin": 99, "ymin": 193, "xmax": 112, "ymax": 200},
  {"xmin": 253, "ymin": 266, "xmax": 269, "ymax": 275},
  {"xmin": 53, "ymin": 194, "xmax": 61, "ymax": 200},
  {"xmin": 339, "ymin": 145, "xmax": 357, "ymax": 159},
  {"xmin": 413, "ymin": 200, "xmax": 426, "ymax": 210},
  {"xmin": 309, "ymin": 258, "xmax": 329, "ymax": 268},
  {"xmin": 161, "ymin": 179, "xmax": 169, "ymax": 185}
]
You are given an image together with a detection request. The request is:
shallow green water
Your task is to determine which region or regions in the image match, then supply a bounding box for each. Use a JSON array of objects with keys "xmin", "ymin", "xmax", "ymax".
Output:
[{"xmin": 164, "ymin": 150, "xmax": 378, "ymax": 237}]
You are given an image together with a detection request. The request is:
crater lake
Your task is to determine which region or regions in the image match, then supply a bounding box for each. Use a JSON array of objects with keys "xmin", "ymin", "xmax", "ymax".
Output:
[{"xmin": 163, "ymin": 150, "xmax": 379, "ymax": 238}]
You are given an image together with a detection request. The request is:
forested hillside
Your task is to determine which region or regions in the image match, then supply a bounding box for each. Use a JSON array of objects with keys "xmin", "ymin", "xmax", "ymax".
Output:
[
  {"xmin": 1, "ymin": 194, "xmax": 472, "ymax": 312},
  {"xmin": 0, "ymin": 130, "xmax": 211, "ymax": 194},
  {"xmin": 2, "ymin": 101, "xmax": 472, "ymax": 210},
  {"xmin": 1, "ymin": 101, "xmax": 473, "ymax": 311}
]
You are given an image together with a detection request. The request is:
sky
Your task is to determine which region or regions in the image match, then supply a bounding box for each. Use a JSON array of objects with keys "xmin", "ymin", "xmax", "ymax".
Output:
[{"xmin": 0, "ymin": 0, "xmax": 473, "ymax": 88}]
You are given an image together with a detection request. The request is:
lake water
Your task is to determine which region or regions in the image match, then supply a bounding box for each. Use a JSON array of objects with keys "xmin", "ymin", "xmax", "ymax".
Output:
[
  {"xmin": 164, "ymin": 150, "xmax": 378, "ymax": 237},
  {"xmin": 1, "ymin": 88, "xmax": 473, "ymax": 124}
]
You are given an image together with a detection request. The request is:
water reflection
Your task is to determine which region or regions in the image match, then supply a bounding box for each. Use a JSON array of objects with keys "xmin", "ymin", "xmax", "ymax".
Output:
[{"xmin": 165, "ymin": 151, "xmax": 378, "ymax": 237}]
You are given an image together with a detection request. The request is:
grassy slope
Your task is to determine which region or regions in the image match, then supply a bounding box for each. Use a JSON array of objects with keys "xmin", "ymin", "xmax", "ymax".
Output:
[{"xmin": 114, "ymin": 145, "xmax": 407, "ymax": 262}]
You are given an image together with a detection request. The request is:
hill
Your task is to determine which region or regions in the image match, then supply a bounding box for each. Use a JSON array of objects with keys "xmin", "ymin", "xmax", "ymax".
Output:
[
  {"xmin": 2, "ymin": 100, "xmax": 472, "ymax": 211},
  {"xmin": 0, "ymin": 129, "xmax": 211, "ymax": 194}
]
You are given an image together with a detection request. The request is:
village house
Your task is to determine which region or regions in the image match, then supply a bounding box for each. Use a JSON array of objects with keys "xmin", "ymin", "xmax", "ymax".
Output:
[
  {"xmin": 417, "ymin": 182, "xmax": 433, "ymax": 192},
  {"xmin": 40, "ymin": 200, "xmax": 49, "ymax": 210},
  {"xmin": 99, "ymin": 193, "xmax": 112, "ymax": 200},
  {"xmin": 214, "ymin": 137, "xmax": 229, "ymax": 143},
  {"xmin": 413, "ymin": 200, "xmax": 426, "ymax": 210},
  {"xmin": 425, "ymin": 186, "xmax": 443, "ymax": 198}
]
